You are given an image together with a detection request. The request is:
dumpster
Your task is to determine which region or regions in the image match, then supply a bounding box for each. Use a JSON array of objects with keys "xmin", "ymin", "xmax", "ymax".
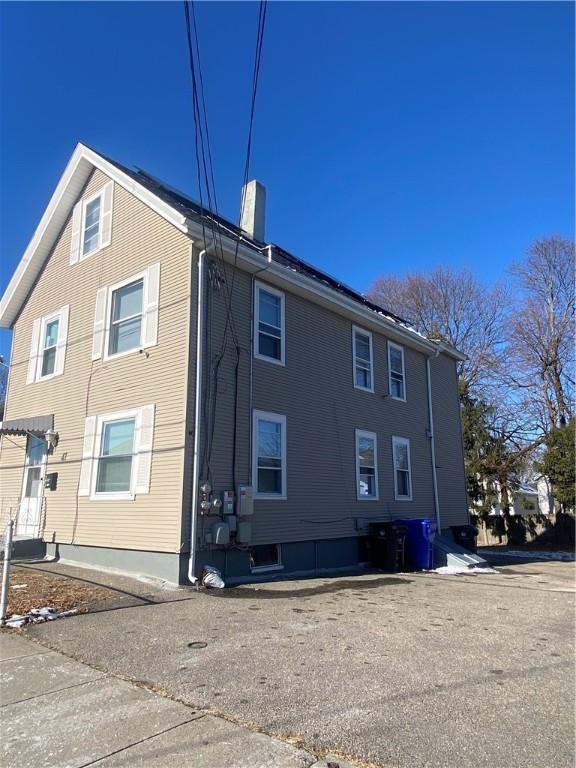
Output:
[
  {"xmin": 450, "ymin": 524, "xmax": 477, "ymax": 553},
  {"xmin": 368, "ymin": 522, "xmax": 407, "ymax": 572},
  {"xmin": 394, "ymin": 518, "xmax": 437, "ymax": 570}
]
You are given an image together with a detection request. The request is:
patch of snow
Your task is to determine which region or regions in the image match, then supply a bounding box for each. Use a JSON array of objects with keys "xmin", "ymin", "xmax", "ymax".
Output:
[
  {"xmin": 434, "ymin": 565, "xmax": 498, "ymax": 575},
  {"xmin": 3, "ymin": 606, "xmax": 78, "ymax": 629},
  {"xmin": 481, "ymin": 549, "xmax": 575, "ymax": 562}
]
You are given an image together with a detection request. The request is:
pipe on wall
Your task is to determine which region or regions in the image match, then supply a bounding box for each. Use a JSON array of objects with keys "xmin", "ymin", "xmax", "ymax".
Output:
[
  {"xmin": 187, "ymin": 243, "xmax": 212, "ymax": 585},
  {"xmin": 426, "ymin": 348, "xmax": 441, "ymax": 532}
]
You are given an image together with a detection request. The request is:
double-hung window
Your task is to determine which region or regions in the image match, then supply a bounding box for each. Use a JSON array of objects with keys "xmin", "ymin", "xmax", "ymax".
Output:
[
  {"xmin": 109, "ymin": 279, "xmax": 144, "ymax": 356},
  {"xmin": 96, "ymin": 418, "xmax": 136, "ymax": 494},
  {"xmin": 254, "ymin": 282, "xmax": 285, "ymax": 365},
  {"xmin": 252, "ymin": 410, "xmax": 287, "ymax": 498},
  {"xmin": 78, "ymin": 404, "xmax": 156, "ymax": 499},
  {"xmin": 388, "ymin": 342, "xmax": 406, "ymax": 400},
  {"xmin": 40, "ymin": 318, "xmax": 59, "ymax": 377},
  {"xmin": 82, "ymin": 195, "xmax": 102, "ymax": 256},
  {"xmin": 355, "ymin": 429, "xmax": 379, "ymax": 500},
  {"xmin": 392, "ymin": 436, "xmax": 412, "ymax": 500},
  {"xmin": 26, "ymin": 306, "xmax": 70, "ymax": 384},
  {"xmin": 70, "ymin": 181, "xmax": 113, "ymax": 265},
  {"xmin": 353, "ymin": 326, "xmax": 373, "ymax": 392},
  {"xmin": 92, "ymin": 264, "xmax": 160, "ymax": 361}
]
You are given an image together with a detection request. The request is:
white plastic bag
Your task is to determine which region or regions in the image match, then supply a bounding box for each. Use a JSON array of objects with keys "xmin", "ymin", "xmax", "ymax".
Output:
[{"xmin": 201, "ymin": 565, "xmax": 225, "ymax": 589}]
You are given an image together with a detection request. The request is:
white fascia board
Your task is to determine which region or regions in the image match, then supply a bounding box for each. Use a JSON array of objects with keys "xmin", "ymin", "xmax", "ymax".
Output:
[
  {"xmin": 185, "ymin": 220, "xmax": 449, "ymax": 358},
  {"xmin": 0, "ymin": 143, "xmax": 188, "ymax": 328}
]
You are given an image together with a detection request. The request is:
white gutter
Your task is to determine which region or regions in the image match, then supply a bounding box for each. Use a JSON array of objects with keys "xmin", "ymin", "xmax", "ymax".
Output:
[
  {"xmin": 426, "ymin": 348, "xmax": 441, "ymax": 532},
  {"xmin": 184, "ymin": 219, "xmax": 465, "ymax": 363},
  {"xmin": 187, "ymin": 243, "xmax": 212, "ymax": 585}
]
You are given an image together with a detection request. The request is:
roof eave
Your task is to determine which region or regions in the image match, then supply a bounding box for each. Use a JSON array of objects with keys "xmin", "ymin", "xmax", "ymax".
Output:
[
  {"xmin": 184, "ymin": 220, "xmax": 465, "ymax": 359},
  {"xmin": 0, "ymin": 143, "xmax": 188, "ymax": 328}
]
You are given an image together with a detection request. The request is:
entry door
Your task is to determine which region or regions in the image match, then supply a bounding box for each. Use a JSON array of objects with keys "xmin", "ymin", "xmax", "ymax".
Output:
[{"xmin": 18, "ymin": 436, "xmax": 47, "ymax": 536}]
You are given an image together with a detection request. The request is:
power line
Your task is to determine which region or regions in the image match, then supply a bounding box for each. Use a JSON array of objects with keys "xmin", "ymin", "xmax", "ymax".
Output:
[{"xmin": 182, "ymin": 0, "xmax": 268, "ymax": 486}]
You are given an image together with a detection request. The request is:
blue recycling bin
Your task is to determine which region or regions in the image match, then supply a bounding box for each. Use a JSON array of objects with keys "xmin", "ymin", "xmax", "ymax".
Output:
[{"xmin": 393, "ymin": 518, "xmax": 437, "ymax": 570}]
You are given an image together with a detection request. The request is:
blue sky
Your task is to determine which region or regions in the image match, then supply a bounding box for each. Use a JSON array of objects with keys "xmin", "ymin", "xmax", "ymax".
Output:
[{"xmin": 1, "ymin": 1, "xmax": 574, "ymax": 361}]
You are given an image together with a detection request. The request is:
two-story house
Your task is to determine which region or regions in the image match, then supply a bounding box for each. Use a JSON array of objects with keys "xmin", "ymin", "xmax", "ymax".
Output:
[{"xmin": 0, "ymin": 144, "xmax": 469, "ymax": 584}]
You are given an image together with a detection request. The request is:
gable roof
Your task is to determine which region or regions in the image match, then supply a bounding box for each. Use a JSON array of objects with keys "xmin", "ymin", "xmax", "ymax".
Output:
[{"xmin": 0, "ymin": 143, "xmax": 465, "ymax": 361}]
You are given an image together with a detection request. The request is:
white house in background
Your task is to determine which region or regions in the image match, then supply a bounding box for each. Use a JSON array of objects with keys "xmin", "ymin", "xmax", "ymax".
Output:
[{"xmin": 482, "ymin": 477, "xmax": 555, "ymax": 517}]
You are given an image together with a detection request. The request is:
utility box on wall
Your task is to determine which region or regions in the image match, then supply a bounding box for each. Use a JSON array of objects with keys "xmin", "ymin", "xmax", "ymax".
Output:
[
  {"xmin": 237, "ymin": 486, "xmax": 254, "ymax": 517},
  {"xmin": 212, "ymin": 521, "xmax": 230, "ymax": 546},
  {"xmin": 236, "ymin": 521, "xmax": 252, "ymax": 544}
]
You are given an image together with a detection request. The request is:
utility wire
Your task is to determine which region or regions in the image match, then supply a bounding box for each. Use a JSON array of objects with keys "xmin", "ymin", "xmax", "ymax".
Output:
[{"xmin": 182, "ymin": 0, "xmax": 268, "ymax": 485}]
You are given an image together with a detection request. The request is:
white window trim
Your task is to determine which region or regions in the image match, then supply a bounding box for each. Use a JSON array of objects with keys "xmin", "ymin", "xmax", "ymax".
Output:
[
  {"xmin": 103, "ymin": 270, "xmax": 147, "ymax": 362},
  {"xmin": 355, "ymin": 429, "xmax": 379, "ymax": 501},
  {"xmin": 392, "ymin": 435, "xmax": 413, "ymax": 501},
  {"xmin": 80, "ymin": 188, "xmax": 104, "ymax": 260},
  {"xmin": 352, "ymin": 326, "xmax": 374, "ymax": 393},
  {"xmin": 250, "ymin": 544, "xmax": 284, "ymax": 573},
  {"xmin": 35, "ymin": 309, "xmax": 61, "ymax": 382},
  {"xmin": 252, "ymin": 409, "xmax": 287, "ymax": 500},
  {"xmin": 254, "ymin": 281, "xmax": 286, "ymax": 366},
  {"xmin": 90, "ymin": 408, "xmax": 140, "ymax": 501},
  {"xmin": 388, "ymin": 341, "xmax": 406, "ymax": 402}
]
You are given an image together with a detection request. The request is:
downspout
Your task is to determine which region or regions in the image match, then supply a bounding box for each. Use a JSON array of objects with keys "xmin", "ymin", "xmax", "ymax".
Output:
[
  {"xmin": 187, "ymin": 243, "xmax": 212, "ymax": 585},
  {"xmin": 426, "ymin": 349, "xmax": 441, "ymax": 533}
]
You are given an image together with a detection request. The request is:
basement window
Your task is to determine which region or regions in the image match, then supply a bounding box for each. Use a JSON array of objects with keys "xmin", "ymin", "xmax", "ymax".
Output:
[{"xmin": 250, "ymin": 544, "xmax": 282, "ymax": 572}]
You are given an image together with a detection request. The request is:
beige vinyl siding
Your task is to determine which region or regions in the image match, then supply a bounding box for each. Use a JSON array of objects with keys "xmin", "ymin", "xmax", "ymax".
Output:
[
  {"xmin": 430, "ymin": 354, "xmax": 469, "ymax": 528},
  {"xmin": 0, "ymin": 169, "xmax": 192, "ymax": 553},
  {"xmin": 202, "ymin": 264, "xmax": 441, "ymax": 546}
]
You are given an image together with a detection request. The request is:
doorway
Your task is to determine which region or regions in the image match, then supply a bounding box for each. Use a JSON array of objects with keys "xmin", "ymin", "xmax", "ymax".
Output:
[{"xmin": 17, "ymin": 435, "xmax": 47, "ymax": 537}]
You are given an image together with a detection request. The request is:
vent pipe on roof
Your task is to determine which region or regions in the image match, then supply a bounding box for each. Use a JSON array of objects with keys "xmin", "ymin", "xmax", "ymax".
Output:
[{"xmin": 240, "ymin": 180, "xmax": 266, "ymax": 242}]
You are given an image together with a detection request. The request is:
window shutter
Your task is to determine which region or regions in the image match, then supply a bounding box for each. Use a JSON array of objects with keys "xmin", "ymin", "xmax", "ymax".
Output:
[
  {"xmin": 26, "ymin": 319, "xmax": 41, "ymax": 384},
  {"xmin": 69, "ymin": 202, "xmax": 82, "ymax": 264},
  {"xmin": 78, "ymin": 416, "xmax": 97, "ymax": 496},
  {"xmin": 92, "ymin": 287, "xmax": 108, "ymax": 360},
  {"xmin": 134, "ymin": 404, "xmax": 155, "ymax": 495},
  {"xmin": 100, "ymin": 181, "xmax": 114, "ymax": 249},
  {"xmin": 142, "ymin": 263, "xmax": 160, "ymax": 348},
  {"xmin": 53, "ymin": 305, "xmax": 69, "ymax": 377}
]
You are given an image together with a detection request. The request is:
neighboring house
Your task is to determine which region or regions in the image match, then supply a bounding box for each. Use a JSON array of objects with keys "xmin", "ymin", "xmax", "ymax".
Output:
[
  {"xmin": 0, "ymin": 144, "xmax": 469, "ymax": 584},
  {"xmin": 472, "ymin": 477, "xmax": 554, "ymax": 517}
]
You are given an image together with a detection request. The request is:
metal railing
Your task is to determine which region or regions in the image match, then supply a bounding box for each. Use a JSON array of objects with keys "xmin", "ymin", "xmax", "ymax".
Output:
[{"xmin": 0, "ymin": 500, "xmax": 20, "ymax": 626}]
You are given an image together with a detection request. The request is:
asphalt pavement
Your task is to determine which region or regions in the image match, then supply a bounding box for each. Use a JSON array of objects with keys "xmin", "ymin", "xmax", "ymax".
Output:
[{"xmin": 3, "ymin": 559, "xmax": 575, "ymax": 768}]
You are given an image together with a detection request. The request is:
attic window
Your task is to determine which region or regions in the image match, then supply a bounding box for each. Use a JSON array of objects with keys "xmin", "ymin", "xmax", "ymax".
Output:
[
  {"xmin": 70, "ymin": 181, "xmax": 114, "ymax": 265},
  {"xmin": 82, "ymin": 195, "xmax": 101, "ymax": 256}
]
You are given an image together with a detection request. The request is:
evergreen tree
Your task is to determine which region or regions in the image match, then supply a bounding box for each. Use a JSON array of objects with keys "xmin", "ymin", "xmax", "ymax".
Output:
[{"xmin": 536, "ymin": 419, "xmax": 576, "ymax": 511}]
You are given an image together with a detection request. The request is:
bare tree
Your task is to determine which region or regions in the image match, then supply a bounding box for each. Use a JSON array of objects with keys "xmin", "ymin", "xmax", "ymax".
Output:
[
  {"xmin": 367, "ymin": 267, "xmax": 508, "ymax": 395},
  {"xmin": 507, "ymin": 236, "xmax": 575, "ymax": 431}
]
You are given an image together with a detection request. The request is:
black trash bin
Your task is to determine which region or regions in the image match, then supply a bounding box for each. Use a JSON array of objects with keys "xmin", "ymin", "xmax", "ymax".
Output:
[
  {"xmin": 369, "ymin": 522, "xmax": 407, "ymax": 572},
  {"xmin": 450, "ymin": 524, "xmax": 477, "ymax": 553}
]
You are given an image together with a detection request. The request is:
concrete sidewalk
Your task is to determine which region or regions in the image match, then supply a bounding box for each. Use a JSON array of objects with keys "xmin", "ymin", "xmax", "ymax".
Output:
[{"xmin": 0, "ymin": 633, "xmax": 346, "ymax": 768}]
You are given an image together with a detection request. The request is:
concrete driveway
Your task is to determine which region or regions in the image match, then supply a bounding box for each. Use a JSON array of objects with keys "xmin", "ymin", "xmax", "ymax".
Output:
[{"xmin": 18, "ymin": 560, "xmax": 576, "ymax": 768}]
